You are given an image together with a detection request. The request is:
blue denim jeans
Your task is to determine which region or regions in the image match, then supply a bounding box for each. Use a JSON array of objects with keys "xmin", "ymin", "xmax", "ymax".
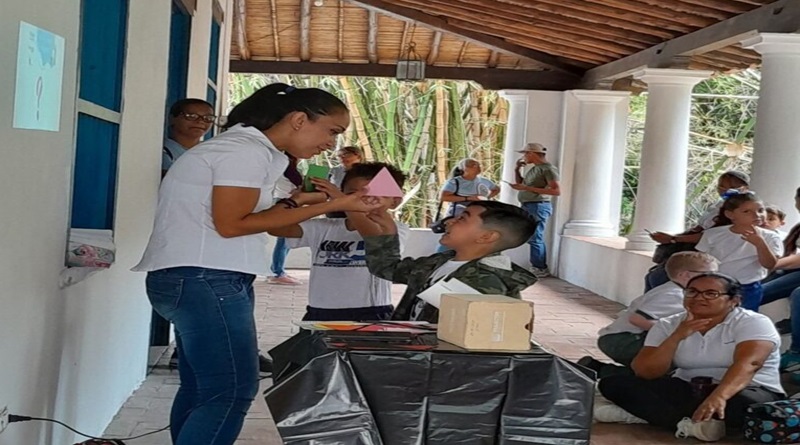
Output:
[
  {"xmin": 521, "ymin": 201, "xmax": 553, "ymax": 269},
  {"xmin": 146, "ymin": 267, "xmax": 259, "ymax": 445},
  {"xmin": 740, "ymin": 281, "xmax": 763, "ymax": 311},
  {"xmin": 761, "ymin": 269, "xmax": 800, "ymax": 351},
  {"xmin": 270, "ymin": 237, "xmax": 290, "ymax": 277}
]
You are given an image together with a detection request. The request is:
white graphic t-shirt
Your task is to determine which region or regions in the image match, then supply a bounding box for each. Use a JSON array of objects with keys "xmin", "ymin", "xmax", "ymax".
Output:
[{"xmin": 287, "ymin": 218, "xmax": 409, "ymax": 309}]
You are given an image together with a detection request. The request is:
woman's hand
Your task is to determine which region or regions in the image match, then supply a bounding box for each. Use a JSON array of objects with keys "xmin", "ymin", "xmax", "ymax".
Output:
[
  {"xmin": 692, "ymin": 394, "xmax": 727, "ymax": 422},
  {"xmin": 672, "ymin": 313, "xmax": 712, "ymax": 340},
  {"xmin": 291, "ymin": 190, "xmax": 328, "ymax": 206},
  {"xmin": 509, "ymin": 183, "xmax": 528, "ymax": 191},
  {"xmin": 310, "ymin": 178, "xmax": 345, "ymax": 200},
  {"xmin": 649, "ymin": 231, "xmax": 674, "ymax": 244},
  {"xmin": 328, "ymin": 191, "xmax": 383, "ymax": 213}
]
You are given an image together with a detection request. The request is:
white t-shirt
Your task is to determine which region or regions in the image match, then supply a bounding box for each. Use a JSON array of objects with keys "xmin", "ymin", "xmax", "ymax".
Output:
[
  {"xmin": 599, "ymin": 281, "xmax": 685, "ymax": 336},
  {"xmin": 287, "ymin": 219, "xmax": 409, "ymax": 309},
  {"xmin": 134, "ymin": 124, "xmax": 289, "ymax": 275},
  {"xmin": 696, "ymin": 225, "xmax": 783, "ymax": 284},
  {"xmin": 645, "ymin": 308, "xmax": 783, "ymax": 394},
  {"xmin": 429, "ymin": 260, "xmax": 469, "ymax": 284},
  {"xmin": 697, "ymin": 200, "xmax": 723, "ymax": 229},
  {"xmin": 273, "ymin": 176, "xmax": 296, "ymax": 200}
]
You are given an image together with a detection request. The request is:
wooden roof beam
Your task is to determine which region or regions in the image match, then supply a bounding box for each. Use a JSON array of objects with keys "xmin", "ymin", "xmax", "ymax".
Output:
[
  {"xmin": 367, "ymin": 9, "xmax": 378, "ymax": 63},
  {"xmin": 427, "ymin": 31, "xmax": 442, "ymax": 65},
  {"xmin": 339, "ymin": 1, "xmax": 346, "ymax": 61},
  {"xmin": 487, "ymin": 51, "xmax": 500, "ymax": 68},
  {"xmin": 582, "ymin": 0, "xmax": 800, "ymax": 86},
  {"xmin": 300, "ymin": 0, "xmax": 312, "ymax": 61},
  {"xmin": 269, "ymin": 0, "xmax": 280, "ymax": 60},
  {"xmin": 344, "ymin": 0, "xmax": 581, "ymax": 75},
  {"xmin": 234, "ymin": 0, "xmax": 250, "ymax": 60},
  {"xmin": 230, "ymin": 60, "xmax": 579, "ymax": 90}
]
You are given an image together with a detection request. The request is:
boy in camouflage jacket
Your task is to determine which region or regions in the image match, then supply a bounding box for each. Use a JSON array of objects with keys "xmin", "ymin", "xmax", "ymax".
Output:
[{"xmin": 357, "ymin": 201, "xmax": 539, "ymax": 322}]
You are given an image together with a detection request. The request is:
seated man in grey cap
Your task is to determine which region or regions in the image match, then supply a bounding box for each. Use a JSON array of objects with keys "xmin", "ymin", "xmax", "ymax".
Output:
[{"xmin": 509, "ymin": 143, "xmax": 560, "ymax": 278}]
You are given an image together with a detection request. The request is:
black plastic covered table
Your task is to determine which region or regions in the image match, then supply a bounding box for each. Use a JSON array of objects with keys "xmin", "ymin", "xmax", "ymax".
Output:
[{"xmin": 265, "ymin": 329, "xmax": 594, "ymax": 445}]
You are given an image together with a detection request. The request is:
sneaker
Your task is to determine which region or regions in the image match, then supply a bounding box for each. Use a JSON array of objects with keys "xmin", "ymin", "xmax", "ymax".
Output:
[
  {"xmin": 259, "ymin": 354, "xmax": 273, "ymax": 378},
  {"xmin": 675, "ymin": 417, "xmax": 725, "ymax": 442},
  {"xmin": 593, "ymin": 402, "xmax": 647, "ymax": 424},
  {"xmin": 267, "ymin": 275, "xmax": 302, "ymax": 285},
  {"xmin": 776, "ymin": 318, "xmax": 792, "ymax": 335},
  {"xmin": 531, "ymin": 267, "xmax": 550, "ymax": 278},
  {"xmin": 780, "ymin": 351, "xmax": 800, "ymax": 373}
]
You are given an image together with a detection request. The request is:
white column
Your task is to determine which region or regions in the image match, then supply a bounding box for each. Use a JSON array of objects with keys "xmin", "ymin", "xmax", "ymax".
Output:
[
  {"xmin": 563, "ymin": 90, "xmax": 629, "ymax": 237},
  {"xmin": 626, "ymin": 69, "xmax": 712, "ymax": 250},
  {"xmin": 743, "ymin": 34, "xmax": 800, "ymax": 227},
  {"xmin": 498, "ymin": 91, "xmax": 529, "ymax": 205}
]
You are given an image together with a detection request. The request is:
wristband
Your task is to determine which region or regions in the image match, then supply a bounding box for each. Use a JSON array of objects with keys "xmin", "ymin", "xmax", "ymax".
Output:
[{"xmin": 277, "ymin": 198, "xmax": 298, "ymax": 209}]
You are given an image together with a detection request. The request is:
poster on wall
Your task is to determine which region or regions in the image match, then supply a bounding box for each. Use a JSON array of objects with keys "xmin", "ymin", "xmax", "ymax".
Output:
[{"xmin": 13, "ymin": 21, "xmax": 65, "ymax": 132}]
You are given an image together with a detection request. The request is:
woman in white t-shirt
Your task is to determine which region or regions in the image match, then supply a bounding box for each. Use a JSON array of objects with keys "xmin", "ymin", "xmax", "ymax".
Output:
[
  {"xmin": 695, "ymin": 191, "xmax": 782, "ymax": 311},
  {"xmin": 133, "ymin": 83, "xmax": 378, "ymax": 445},
  {"xmin": 599, "ymin": 273, "xmax": 784, "ymax": 441}
]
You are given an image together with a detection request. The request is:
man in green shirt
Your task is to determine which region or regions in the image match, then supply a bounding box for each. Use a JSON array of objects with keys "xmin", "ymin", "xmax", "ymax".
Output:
[{"xmin": 511, "ymin": 143, "xmax": 561, "ymax": 278}]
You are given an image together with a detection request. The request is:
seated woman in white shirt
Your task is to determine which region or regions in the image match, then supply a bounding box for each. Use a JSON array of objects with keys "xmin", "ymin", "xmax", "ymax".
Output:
[
  {"xmin": 133, "ymin": 83, "xmax": 379, "ymax": 445},
  {"xmin": 598, "ymin": 273, "xmax": 784, "ymax": 442}
]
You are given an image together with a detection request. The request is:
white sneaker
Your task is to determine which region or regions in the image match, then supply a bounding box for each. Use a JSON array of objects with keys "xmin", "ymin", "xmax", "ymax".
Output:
[
  {"xmin": 675, "ymin": 417, "xmax": 725, "ymax": 442},
  {"xmin": 531, "ymin": 267, "xmax": 550, "ymax": 278},
  {"xmin": 593, "ymin": 402, "xmax": 647, "ymax": 424}
]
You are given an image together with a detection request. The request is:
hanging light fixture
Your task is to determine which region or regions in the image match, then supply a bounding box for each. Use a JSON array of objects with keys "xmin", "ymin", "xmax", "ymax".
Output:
[{"xmin": 396, "ymin": 41, "xmax": 426, "ymax": 81}]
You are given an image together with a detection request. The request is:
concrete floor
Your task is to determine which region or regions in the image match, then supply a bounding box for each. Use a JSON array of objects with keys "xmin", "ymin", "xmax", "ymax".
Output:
[{"xmin": 103, "ymin": 270, "xmax": 781, "ymax": 444}]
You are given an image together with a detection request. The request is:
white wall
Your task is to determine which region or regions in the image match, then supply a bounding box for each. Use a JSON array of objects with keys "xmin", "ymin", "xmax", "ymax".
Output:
[{"xmin": 0, "ymin": 0, "xmax": 234, "ymax": 443}]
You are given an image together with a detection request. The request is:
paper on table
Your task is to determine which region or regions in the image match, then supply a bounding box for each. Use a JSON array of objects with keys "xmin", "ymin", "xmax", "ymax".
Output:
[
  {"xmin": 365, "ymin": 167, "xmax": 404, "ymax": 197},
  {"xmin": 417, "ymin": 278, "xmax": 483, "ymax": 308}
]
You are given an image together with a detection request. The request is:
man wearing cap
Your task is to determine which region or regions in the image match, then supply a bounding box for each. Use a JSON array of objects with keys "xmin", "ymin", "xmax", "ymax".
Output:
[{"xmin": 511, "ymin": 143, "xmax": 561, "ymax": 278}]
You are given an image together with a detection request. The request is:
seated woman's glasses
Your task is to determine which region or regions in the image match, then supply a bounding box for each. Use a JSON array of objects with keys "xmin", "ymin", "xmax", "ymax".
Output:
[
  {"xmin": 683, "ymin": 288, "xmax": 728, "ymax": 300},
  {"xmin": 181, "ymin": 112, "xmax": 217, "ymax": 123}
]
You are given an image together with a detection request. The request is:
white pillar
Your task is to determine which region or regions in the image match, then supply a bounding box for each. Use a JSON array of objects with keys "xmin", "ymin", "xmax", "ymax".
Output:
[
  {"xmin": 626, "ymin": 69, "xmax": 712, "ymax": 250},
  {"xmin": 498, "ymin": 91, "xmax": 529, "ymax": 205},
  {"xmin": 743, "ymin": 34, "xmax": 800, "ymax": 227},
  {"xmin": 563, "ymin": 90, "xmax": 629, "ymax": 237}
]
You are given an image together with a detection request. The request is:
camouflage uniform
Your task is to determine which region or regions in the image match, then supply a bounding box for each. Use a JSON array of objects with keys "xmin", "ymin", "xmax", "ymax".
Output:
[{"xmin": 363, "ymin": 234, "xmax": 538, "ymax": 322}]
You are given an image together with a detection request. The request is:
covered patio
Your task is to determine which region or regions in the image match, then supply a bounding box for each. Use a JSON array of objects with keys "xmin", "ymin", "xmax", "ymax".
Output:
[{"xmin": 106, "ymin": 272, "xmax": 751, "ymax": 444}]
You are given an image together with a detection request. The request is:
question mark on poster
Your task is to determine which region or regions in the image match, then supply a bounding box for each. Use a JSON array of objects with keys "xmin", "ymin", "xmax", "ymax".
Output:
[{"xmin": 35, "ymin": 76, "xmax": 43, "ymax": 121}]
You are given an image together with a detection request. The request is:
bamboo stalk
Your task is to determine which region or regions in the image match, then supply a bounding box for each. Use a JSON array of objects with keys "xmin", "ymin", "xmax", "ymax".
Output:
[
  {"xmin": 435, "ymin": 81, "xmax": 447, "ymax": 185},
  {"xmin": 339, "ymin": 77, "xmax": 373, "ymax": 160}
]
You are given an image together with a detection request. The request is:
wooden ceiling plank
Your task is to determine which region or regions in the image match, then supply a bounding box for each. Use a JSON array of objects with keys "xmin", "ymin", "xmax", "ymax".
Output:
[
  {"xmin": 582, "ymin": 0, "xmax": 800, "ymax": 85},
  {"xmin": 406, "ymin": 1, "xmax": 640, "ymax": 56},
  {"xmin": 631, "ymin": 0, "xmax": 733, "ymax": 20},
  {"xmin": 344, "ymin": 0, "xmax": 582, "ymax": 75},
  {"xmin": 398, "ymin": 20, "xmax": 410, "ymax": 59},
  {"xmin": 339, "ymin": 1, "xmax": 346, "ymax": 61},
  {"xmin": 300, "ymin": 0, "xmax": 311, "ymax": 61},
  {"xmin": 367, "ymin": 9, "xmax": 378, "ymax": 63},
  {"xmin": 504, "ymin": 37, "xmax": 613, "ymax": 64},
  {"xmin": 230, "ymin": 60, "xmax": 580, "ymax": 90},
  {"xmin": 582, "ymin": 0, "xmax": 716, "ymax": 28},
  {"xmin": 234, "ymin": 0, "xmax": 250, "ymax": 60},
  {"xmin": 456, "ymin": 41, "xmax": 469, "ymax": 66},
  {"xmin": 497, "ymin": 0, "xmax": 680, "ymax": 40},
  {"xmin": 269, "ymin": 0, "xmax": 280, "ymax": 60},
  {"xmin": 427, "ymin": 31, "xmax": 443, "ymax": 65},
  {"xmin": 454, "ymin": 0, "xmax": 663, "ymax": 46},
  {"xmin": 674, "ymin": 0, "xmax": 760, "ymax": 14}
]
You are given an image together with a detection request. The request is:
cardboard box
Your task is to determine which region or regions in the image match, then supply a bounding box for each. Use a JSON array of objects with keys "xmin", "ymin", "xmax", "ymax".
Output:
[{"xmin": 437, "ymin": 294, "xmax": 534, "ymax": 351}]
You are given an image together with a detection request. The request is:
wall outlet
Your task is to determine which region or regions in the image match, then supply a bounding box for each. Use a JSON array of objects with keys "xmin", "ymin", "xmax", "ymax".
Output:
[{"xmin": 0, "ymin": 406, "xmax": 8, "ymax": 434}]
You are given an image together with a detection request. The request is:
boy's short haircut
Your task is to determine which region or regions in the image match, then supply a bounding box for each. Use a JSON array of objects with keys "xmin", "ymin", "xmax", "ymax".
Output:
[
  {"xmin": 341, "ymin": 162, "xmax": 407, "ymax": 190},
  {"xmin": 720, "ymin": 170, "xmax": 750, "ymax": 188},
  {"xmin": 766, "ymin": 205, "xmax": 787, "ymax": 221},
  {"xmin": 467, "ymin": 201, "xmax": 536, "ymax": 252},
  {"xmin": 664, "ymin": 251, "xmax": 719, "ymax": 281}
]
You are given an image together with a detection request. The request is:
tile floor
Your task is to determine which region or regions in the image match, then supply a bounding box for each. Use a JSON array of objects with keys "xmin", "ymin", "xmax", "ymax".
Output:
[{"xmin": 103, "ymin": 271, "xmax": 778, "ymax": 444}]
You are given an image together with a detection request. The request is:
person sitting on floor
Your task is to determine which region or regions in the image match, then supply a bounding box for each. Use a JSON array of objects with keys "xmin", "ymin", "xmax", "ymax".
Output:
[
  {"xmin": 267, "ymin": 162, "xmax": 409, "ymax": 321},
  {"xmin": 357, "ymin": 200, "xmax": 538, "ymax": 323},
  {"xmin": 598, "ymin": 273, "xmax": 785, "ymax": 442},
  {"xmin": 579, "ymin": 251, "xmax": 719, "ymax": 378}
]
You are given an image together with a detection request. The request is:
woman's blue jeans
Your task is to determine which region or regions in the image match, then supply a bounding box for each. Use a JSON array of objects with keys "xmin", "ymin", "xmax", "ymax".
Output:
[
  {"xmin": 146, "ymin": 267, "xmax": 259, "ymax": 445},
  {"xmin": 761, "ymin": 269, "xmax": 800, "ymax": 351}
]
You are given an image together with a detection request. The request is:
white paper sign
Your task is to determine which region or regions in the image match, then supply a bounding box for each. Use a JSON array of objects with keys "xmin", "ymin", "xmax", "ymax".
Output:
[
  {"xmin": 13, "ymin": 21, "xmax": 65, "ymax": 132},
  {"xmin": 417, "ymin": 278, "xmax": 483, "ymax": 308}
]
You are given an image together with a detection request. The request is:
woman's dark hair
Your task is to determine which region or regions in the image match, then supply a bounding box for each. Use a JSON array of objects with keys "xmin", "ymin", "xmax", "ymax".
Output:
[
  {"xmin": 224, "ymin": 83, "xmax": 347, "ymax": 131},
  {"xmin": 169, "ymin": 98, "xmax": 214, "ymax": 117},
  {"xmin": 713, "ymin": 191, "xmax": 762, "ymax": 227},
  {"xmin": 686, "ymin": 272, "xmax": 742, "ymax": 300}
]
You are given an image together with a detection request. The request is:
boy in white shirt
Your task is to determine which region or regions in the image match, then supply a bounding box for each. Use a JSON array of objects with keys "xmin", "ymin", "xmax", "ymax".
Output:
[
  {"xmin": 579, "ymin": 252, "xmax": 719, "ymax": 378},
  {"xmin": 764, "ymin": 205, "xmax": 788, "ymax": 240},
  {"xmin": 268, "ymin": 162, "xmax": 409, "ymax": 321}
]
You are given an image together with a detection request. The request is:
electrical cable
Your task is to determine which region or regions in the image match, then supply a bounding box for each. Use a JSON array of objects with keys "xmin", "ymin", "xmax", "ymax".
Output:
[{"xmin": 8, "ymin": 374, "xmax": 273, "ymax": 443}]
